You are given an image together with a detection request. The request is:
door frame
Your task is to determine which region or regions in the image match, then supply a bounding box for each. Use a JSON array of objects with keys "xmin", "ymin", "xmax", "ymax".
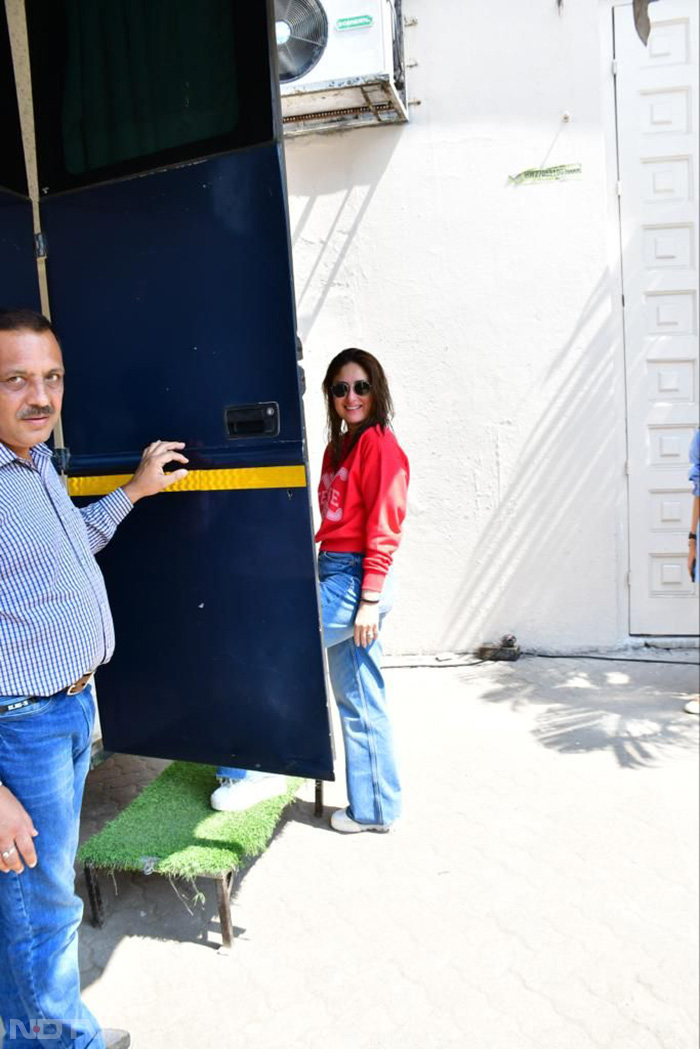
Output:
[
  {"xmin": 607, "ymin": 0, "xmax": 699, "ymax": 637},
  {"xmin": 601, "ymin": 0, "xmax": 635, "ymax": 641}
]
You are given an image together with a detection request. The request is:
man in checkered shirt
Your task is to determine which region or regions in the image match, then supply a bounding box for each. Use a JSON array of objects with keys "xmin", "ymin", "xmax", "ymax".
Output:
[{"xmin": 0, "ymin": 308, "xmax": 188, "ymax": 1048}]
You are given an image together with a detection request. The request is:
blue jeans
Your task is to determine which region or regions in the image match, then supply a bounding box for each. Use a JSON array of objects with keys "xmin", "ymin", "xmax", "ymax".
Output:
[
  {"xmin": 0, "ymin": 688, "xmax": 104, "ymax": 1049},
  {"xmin": 214, "ymin": 768, "xmax": 275, "ymax": 784},
  {"xmin": 221, "ymin": 552, "xmax": 401, "ymax": 824},
  {"xmin": 319, "ymin": 552, "xmax": 401, "ymax": 825}
]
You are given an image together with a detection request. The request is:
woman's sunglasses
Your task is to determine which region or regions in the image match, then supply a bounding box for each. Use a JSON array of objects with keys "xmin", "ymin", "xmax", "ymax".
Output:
[{"xmin": 330, "ymin": 380, "xmax": 372, "ymax": 398}]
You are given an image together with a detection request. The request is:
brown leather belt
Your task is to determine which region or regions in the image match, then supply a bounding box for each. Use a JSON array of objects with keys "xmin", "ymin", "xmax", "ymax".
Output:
[
  {"xmin": 64, "ymin": 671, "xmax": 94, "ymax": 696},
  {"xmin": 0, "ymin": 673, "xmax": 94, "ymax": 715}
]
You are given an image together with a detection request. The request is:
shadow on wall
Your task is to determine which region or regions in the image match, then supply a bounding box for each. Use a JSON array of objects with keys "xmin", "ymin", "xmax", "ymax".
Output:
[
  {"xmin": 444, "ymin": 267, "xmax": 623, "ymax": 652},
  {"xmin": 286, "ymin": 129, "xmax": 626, "ymax": 653},
  {"xmin": 467, "ymin": 657, "xmax": 699, "ymax": 770},
  {"xmin": 287, "ymin": 127, "xmax": 404, "ymax": 338}
]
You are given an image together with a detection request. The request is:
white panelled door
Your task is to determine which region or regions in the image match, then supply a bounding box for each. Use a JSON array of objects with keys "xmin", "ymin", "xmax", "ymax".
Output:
[{"xmin": 614, "ymin": 0, "xmax": 699, "ymax": 634}]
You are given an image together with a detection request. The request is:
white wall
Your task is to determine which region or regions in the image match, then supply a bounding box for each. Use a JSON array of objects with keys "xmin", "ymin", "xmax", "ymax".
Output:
[{"xmin": 285, "ymin": 0, "xmax": 630, "ymax": 655}]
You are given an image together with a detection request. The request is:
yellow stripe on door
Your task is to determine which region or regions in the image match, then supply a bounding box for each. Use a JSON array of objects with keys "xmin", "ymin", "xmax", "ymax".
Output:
[{"xmin": 67, "ymin": 465, "xmax": 307, "ymax": 497}]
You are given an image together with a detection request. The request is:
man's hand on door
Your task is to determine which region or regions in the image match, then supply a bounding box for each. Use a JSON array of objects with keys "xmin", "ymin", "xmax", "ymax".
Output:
[{"xmin": 122, "ymin": 440, "xmax": 189, "ymax": 504}]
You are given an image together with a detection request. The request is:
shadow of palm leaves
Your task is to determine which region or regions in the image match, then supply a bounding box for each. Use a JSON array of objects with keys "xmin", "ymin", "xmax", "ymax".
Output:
[{"xmin": 465, "ymin": 657, "xmax": 699, "ymax": 769}]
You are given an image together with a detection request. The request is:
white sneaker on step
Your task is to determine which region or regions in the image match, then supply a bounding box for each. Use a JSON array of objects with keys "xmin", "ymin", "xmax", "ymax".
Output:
[
  {"xmin": 210, "ymin": 776, "xmax": 287, "ymax": 812},
  {"xmin": 330, "ymin": 808, "xmax": 392, "ymax": 834},
  {"xmin": 684, "ymin": 699, "xmax": 700, "ymax": 715},
  {"xmin": 103, "ymin": 1030, "xmax": 131, "ymax": 1049}
]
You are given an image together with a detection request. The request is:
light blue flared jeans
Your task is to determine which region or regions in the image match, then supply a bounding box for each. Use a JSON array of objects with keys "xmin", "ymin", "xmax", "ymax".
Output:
[
  {"xmin": 218, "ymin": 551, "xmax": 401, "ymax": 826},
  {"xmin": 318, "ymin": 551, "xmax": 401, "ymax": 825}
]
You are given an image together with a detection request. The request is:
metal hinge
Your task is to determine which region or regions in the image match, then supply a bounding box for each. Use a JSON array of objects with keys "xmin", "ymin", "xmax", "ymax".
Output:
[
  {"xmin": 616, "ymin": 180, "xmax": 622, "ymax": 197},
  {"xmin": 34, "ymin": 232, "xmax": 48, "ymax": 258},
  {"xmin": 624, "ymin": 460, "xmax": 630, "ymax": 476},
  {"xmin": 626, "ymin": 570, "xmax": 632, "ymax": 587},
  {"xmin": 612, "ymin": 58, "xmax": 619, "ymax": 76},
  {"xmin": 51, "ymin": 447, "xmax": 71, "ymax": 473}
]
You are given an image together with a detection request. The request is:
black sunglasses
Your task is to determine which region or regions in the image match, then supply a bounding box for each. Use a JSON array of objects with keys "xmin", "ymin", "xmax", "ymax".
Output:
[{"xmin": 330, "ymin": 380, "xmax": 372, "ymax": 398}]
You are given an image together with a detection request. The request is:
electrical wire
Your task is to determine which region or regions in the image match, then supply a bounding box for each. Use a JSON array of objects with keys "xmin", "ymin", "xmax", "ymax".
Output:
[
  {"xmin": 384, "ymin": 654, "xmax": 698, "ymax": 669},
  {"xmin": 525, "ymin": 653, "xmax": 699, "ymax": 667}
]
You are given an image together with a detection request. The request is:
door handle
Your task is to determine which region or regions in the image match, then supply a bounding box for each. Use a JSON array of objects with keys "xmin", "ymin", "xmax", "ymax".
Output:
[{"xmin": 224, "ymin": 402, "xmax": 279, "ymax": 439}]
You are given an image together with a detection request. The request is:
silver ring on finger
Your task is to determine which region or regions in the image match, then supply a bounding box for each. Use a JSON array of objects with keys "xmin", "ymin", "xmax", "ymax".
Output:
[{"xmin": 1, "ymin": 845, "xmax": 16, "ymax": 859}]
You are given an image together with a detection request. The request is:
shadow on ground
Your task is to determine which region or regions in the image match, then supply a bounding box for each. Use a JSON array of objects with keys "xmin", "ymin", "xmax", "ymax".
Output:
[
  {"xmin": 467, "ymin": 655, "xmax": 699, "ymax": 769},
  {"xmin": 76, "ymin": 757, "xmax": 327, "ymax": 988}
]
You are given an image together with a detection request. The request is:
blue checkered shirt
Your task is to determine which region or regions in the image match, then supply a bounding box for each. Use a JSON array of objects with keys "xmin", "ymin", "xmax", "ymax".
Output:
[{"xmin": 0, "ymin": 441, "xmax": 132, "ymax": 697}]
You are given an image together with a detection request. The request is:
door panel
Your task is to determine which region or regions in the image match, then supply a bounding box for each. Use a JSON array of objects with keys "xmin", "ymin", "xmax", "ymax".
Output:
[
  {"xmin": 27, "ymin": 0, "xmax": 334, "ymax": 777},
  {"xmin": 615, "ymin": 0, "xmax": 699, "ymax": 634},
  {"xmin": 82, "ymin": 486, "xmax": 330, "ymax": 776},
  {"xmin": 41, "ymin": 148, "xmax": 302, "ymax": 464}
]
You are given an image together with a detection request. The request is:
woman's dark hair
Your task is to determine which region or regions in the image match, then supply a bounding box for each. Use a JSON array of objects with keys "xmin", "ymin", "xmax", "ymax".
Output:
[{"xmin": 323, "ymin": 348, "xmax": 394, "ymax": 468}]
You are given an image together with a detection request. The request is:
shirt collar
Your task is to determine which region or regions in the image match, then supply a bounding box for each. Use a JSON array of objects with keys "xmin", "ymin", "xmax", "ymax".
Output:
[{"xmin": 0, "ymin": 441, "xmax": 53, "ymax": 469}]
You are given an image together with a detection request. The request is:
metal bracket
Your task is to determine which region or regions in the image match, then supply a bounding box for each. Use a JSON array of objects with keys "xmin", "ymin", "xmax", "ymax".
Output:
[
  {"xmin": 314, "ymin": 779, "xmax": 324, "ymax": 817},
  {"xmin": 51, "ymin": 447, "xmax": 71, "ymax": 473}
]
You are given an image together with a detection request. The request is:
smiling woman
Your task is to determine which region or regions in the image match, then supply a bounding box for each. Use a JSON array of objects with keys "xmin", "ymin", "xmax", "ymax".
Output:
[
  {"xmin": 313, "ymin": 349, "xmax": 409, "ymax": 832},
  {"xmin": 330, "ymin": 363, "xmax": 374, "ymax": 431},
  {"xmin": 213, "ymin": 347, "xmax": 410, "ymax": 830},
  {"xmin": 322, "ymin": 347, "xmax": 394, "ymax": 469}
]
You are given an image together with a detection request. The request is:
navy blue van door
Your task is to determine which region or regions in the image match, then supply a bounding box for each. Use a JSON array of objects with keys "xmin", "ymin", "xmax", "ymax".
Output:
[{"xmin": 24, "ymin": 0, "xmax": 334, "ymax": 779}]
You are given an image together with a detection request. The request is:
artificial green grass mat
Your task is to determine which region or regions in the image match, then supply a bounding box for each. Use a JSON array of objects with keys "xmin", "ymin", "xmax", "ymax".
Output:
[{"xmin": 79, "ymin": 762, "xmax": 303, "ymax": 879}]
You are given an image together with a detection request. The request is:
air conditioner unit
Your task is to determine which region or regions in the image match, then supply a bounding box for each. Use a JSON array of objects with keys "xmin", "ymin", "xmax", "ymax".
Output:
[{"xmin": 275, "ymin": 0, "xmax": 408, "ymax": 136}]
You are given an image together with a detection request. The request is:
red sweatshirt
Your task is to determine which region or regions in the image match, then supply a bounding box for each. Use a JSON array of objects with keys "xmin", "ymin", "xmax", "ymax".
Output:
[{"xmin": 316, "ymin": 425, "xmax": 410, "ymax": 592}]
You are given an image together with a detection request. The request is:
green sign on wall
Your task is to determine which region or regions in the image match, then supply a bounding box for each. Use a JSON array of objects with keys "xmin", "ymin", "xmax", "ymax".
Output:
[{"xmin": 336, "ymin": 15, "xmax": 374, "ymax": 31}]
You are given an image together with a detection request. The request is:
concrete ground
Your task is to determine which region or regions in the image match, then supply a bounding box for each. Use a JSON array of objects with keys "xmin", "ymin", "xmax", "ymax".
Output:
[{"xmin": 77, "ymin": 654, "xmax": 699, "ymax": 1049}]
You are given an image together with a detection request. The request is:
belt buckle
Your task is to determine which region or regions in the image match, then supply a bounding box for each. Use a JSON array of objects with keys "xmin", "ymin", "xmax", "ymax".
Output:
[{"xmin": 66, "ymin": 672, "xmax": 91, "ymax": 696}]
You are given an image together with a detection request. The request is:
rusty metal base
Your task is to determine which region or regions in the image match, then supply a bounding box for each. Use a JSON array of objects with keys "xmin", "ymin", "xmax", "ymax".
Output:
[
  {"xmin": 83, "ymin": 782, "xmax": 325, "ymax": 950},
  {"xmin": 84, "ymin": 862, "xmax": 238, "ymax": 950}
]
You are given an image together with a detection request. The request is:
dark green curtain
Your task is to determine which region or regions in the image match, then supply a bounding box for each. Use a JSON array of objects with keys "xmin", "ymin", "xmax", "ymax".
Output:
[{"xmin": 62, "ymin": 0, "xmax": 239, "ymax": 174}]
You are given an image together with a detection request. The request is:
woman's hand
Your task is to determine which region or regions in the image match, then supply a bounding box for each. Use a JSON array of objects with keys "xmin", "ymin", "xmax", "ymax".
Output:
[
  {"xmin": 354, "ymin": 600, "xmax": 380, "ymax": 648},
  {"xmin": 689, "ymin": 537, "xmax": 697, "ymax": 579}
]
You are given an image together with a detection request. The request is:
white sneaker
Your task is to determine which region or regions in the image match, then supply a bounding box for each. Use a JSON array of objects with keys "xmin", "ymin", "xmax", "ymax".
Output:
[
  {"xmin": 330, "ymin": 808, "xmax": 392, "ymax": 834},
  {"xmin": 103, "ymin": 1031, "xmax": 131, "ymax": 1049},
  {"xmin": 684, "ymin": 699, "xmax": 700, "ymax": 715},
  {"xmin": 210, "ymin": 776, "xmax": 287, "ymax": 812}
]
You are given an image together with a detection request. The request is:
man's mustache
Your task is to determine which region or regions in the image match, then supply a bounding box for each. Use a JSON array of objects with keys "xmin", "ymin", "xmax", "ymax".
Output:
[{"xmin": 19, "ymin": 407, "xmax": 55, "ymax": 420}]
